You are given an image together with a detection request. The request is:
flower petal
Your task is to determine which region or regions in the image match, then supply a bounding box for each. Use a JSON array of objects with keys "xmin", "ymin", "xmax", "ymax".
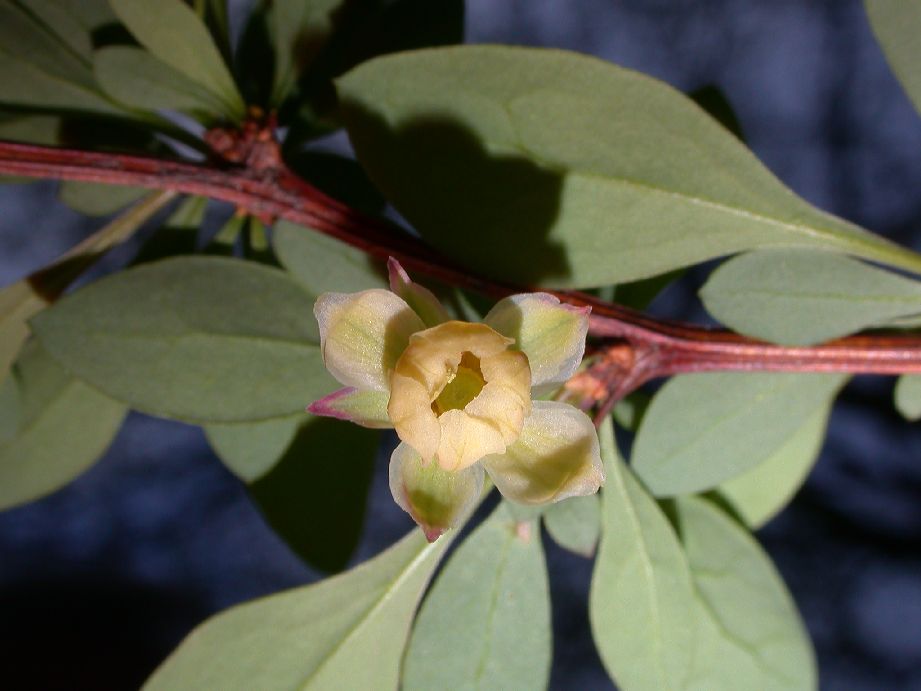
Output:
[
  {"xmin": 436, "ymin": 408, "xmax": 507, "ymax": 471},
  {"xmin": 387, "ymin": 257, "xmax": 450, "ymax": 327},
  {"xmin": 389, "ymin": 440, "xmax": 484, "ymax": 541},
  {"xmin": 482, "ymin": 400, "xmax": 604, "ymax": 505},
  {"xmin": 307, "ymin": 387, "xmax": 392, "ymax": 428},
  {"xmin": 484, "ymin": 293, "xmax": 590, "ymax": 391},
  {"xmin": 314, "ymin": 289, "xmax": 425, "ymax": 391}
]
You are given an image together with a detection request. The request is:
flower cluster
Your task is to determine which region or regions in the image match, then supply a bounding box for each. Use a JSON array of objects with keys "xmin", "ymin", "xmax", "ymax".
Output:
[{"xmin": 308, "ymin": 258, "xmax": 604, "ymax": 540}]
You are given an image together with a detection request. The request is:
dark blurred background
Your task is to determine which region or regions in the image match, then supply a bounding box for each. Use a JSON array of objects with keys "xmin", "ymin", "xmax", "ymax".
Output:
[{"xmin": 2, "ymin": 1, "xmax": 921, "ymax": 689}]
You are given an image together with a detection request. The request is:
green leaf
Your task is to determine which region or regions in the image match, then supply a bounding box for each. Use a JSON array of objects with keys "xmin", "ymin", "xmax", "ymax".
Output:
[
  {"xmin": 701, "ymin": 249, "xmax": 921, "ymax": 345},
  {"xmin": 32, "ymin": 256, "xmax": 335, "ymax": 423},
  {"xmin": 270, "ymin": 0, "xmax": 344, "ymax": 105},
  {"xmin": 17, "ymin": 0, "xmax": 94, "ymax": 61},
  {"xmin": 632, "ymin": 372, "xmax": 847, "ymax": 497},
  {"xmin": 59, "ymin": 180, "xmax": 148, "ymax": 216},
  {"xmin": 543, "ymin": 493, "xmax": 601, "ymax": 557},
  {"xmin": 0, "ymin": 112, "xmax": 62, "ymax": 146},
  {"xmin": 895, "ymin": 374, "xmax": 921, "ymax": 421},
  {"xmin": 94, "ymin": 46, "xmax": 229, "ymax": 117},
  {"xmin": 589, "ymin": 419, "xmax": 698, "ymax": 690},
  {"xmin": 865, "ymin": 0, "xmax": 921, "ymax": 115},
  {"xmin": 337, "ymin": 46, "xmax": 921, "ymax": 288},
  {"xmin": 718, "ymin": 404, "xmax": 834, "ymax": 528},
  {"xmin": 109, "ymin": 0, "xmax": 244, "ymax": 119},
  {"xmin": 689, "ymin": 85, "xmax": 744, "ymax": 141},
  {"xmin": 272, "ymin": 219, "xmax": 386, "ymax": 294},
  {"xmin": 0, "ymin": 342, "xmax": 126, "ymax": 510},
  {"xmin": 677, "ymin": 496, "xmax": 816, "ymax": 690},
  {"xmin": 205, "ymin": 416, "xmax": 378, "ymax": 573},
  {"xmin": 0, "ymin": 190, "xmax": 176, "ymax": 383},
  {"xmin": 403, "ymin": 502, "xmax": 551, "ymax": 691},
  {"xmin": 143, "ymin": 528, "xmax": 454, "ymax": 691}
]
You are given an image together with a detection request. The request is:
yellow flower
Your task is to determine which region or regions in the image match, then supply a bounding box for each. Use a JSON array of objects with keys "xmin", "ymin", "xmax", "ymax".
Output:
[{"xmin": 309, "ymin": 258, "xmax": 604, "ymax": 540}]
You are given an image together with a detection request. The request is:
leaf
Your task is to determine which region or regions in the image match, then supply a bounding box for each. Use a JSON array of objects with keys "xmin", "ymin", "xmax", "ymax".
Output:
[
  {"xmin": 895, "ymin": 374, "xmax": 921, "ymax": 421},
  {"xmin": 632, "ymin": 372, "xmax": 847, "ymax": 497},
  {"xmin": 403, "ymin": 502, "xmax": 551, "ymax": 691},
  {"xmin": 205, "ymin": 416, "xmax": 378, "ymax": 572},
  {"xmin": 337, "ymin": 46, "xmax": 921, "ymax": 288},
  {"xmin": 689, "ymin": 85, "xmax": 744, "ymax": 141},
  {"xmin": 676, "ymin": 496, "xmax": 816, "ymax": 690},
  {"xmin": 589, "ymin": 419, "xmax": 698, "ymax": 691},
  {"xmin": 0, "ymin": 342, "xmax": 126, "ymax": 510},
  {"xmin": 58, "ymin": 180, "xmax": 148, "ymax": 216},
  {"xmin": 94, "ymin": 46, "xmax": 229, "ymax": 117},
  {"xmin": 0, "ymin": 112, "xmax": 61, "ymax": 146},
  {"xmin": 718, "ymin": 404, "xmax": 834, "ymax": 528},
  {"xmin": 543, "ymin": 493, "xmax": 601, "ymax": 557},
  {"xmin": 701, "ymin": 249, "xmax": 921, "ymax": 345},
  {"xmin": 109, "ymin": 0, "xmax": 244, "ymax": 119},
  {"xmin": 17, "ymin": 0, "xmax": 93, "ymax": 60},
  {"xmin": 270, "ymin": 0, "xmax": 344, "ymax": 105},
  {"xmin": 0, "ymin": 2, "xmax": 118, "ymax": 115},
  {"xmin": 31, "ymin": 256, "xmax": 335, "ymax": 423},
  {"xmin": 865, "ymin": 0, "xmax": 921, "ymax": 115},
  {"xmin": 272, "ymin": 219, "xmax": 387, "ymax": 295},
  {"xmin": 0, "ymin": 190, "xmax": 176, "ymax": 384},
  {"xmin": 143, "ymin": 527, "xmax": 454, "ymax": 691}
]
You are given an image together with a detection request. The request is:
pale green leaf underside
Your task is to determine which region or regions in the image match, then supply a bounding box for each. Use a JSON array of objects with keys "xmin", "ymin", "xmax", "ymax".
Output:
[
  {"xmin": 403, "ymin": 503, "xmax": 551, "ymax": 691},
  {"xmin": 337, "ymin": 46, "xmax": 921, "ymax": 289},
  {"xmin": 204, "ymin": 414, "xmax": 303, "ymax": 481},
  {"xmin": 678, "ymin": 497, "xmax": 816, "ymax": 690},
  {"xmin": 865, "ymin": 0, "xmax": 921, "ymax": 115},
  {"xmin": 143, "ymin": 529, "xmax": 452, "ymax": 691},
  {"xmin": 272, "ymin": 220, "xmax": 386, "ymax": 295},
  {"xmin": 633, "ymin": 372, "xmax": 847, "ymax": 496},
  {"xmin": 895, "ymin": 374, "xmax": 921, "ymax": 421},
  {"xmin": 701, "ymin": 249, "xmax": 921, "ymax": 345},
  {"xmin": 109, "ymin": 0, "xmax": 243, "ymax": 119},
  {"xmin": 0, "ymin": 343, "xmax": 126, "ymax": 510},
  {"xmin": 718, "ymin": 404, "xmax": 834, "ymax": 528},
  {"xmin": 589, "ymin": 419, "xmax": 698, "ymax": 691},
  {"xmin": 32, "ymin": 256, "xmax": 335, "ymax": 423},
  {"xmin": 543, "ymin": 493, "xmax": 601, "ymax": 557}
]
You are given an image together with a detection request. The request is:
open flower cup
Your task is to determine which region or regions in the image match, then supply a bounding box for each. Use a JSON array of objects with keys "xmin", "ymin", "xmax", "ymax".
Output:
[{"xmin": 308, "ymin": 258, "xmax": 605, "ymax": 540}]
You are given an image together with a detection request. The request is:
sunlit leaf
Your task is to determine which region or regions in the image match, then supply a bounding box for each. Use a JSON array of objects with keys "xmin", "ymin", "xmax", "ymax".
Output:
[
  {"xmin": 543, "ymin": 493, "xmax": 601, "ymax": 557},
  {"xmin": 718, "ymin": 403, "xmax": 835, "ymax": 528},
  {"xmin": 0, "ymin": 342, "xmax": 126, "ymax": 510},
  {"xmin": 109, "ymin": 0, "xmax": 244, "ymax": 119},
  {"xmin": 701, "ymin": 249, "xmax": 921, "ymax": 345},
  {"xmin": 143, "ymin": 528, "xmax": 454, "ymax": 690},
  {"xmin": 632, "ymin": 372, "xmax": 847, "ymax": 496},
  {"xmin": 205, "ymin": 416, "xmax": 378, "ymax": 572},
  {"xmin": 589, "ymin": 419, "xmax": 698, "ymax": 690},
  {"xmin": 865, "ymin": 0, "xmax": 921, "ymax": 115},
  {"xmin": 32, "ymin": 256, "xmax": 334, "ymax": 423},
  {"xmin": 895, "ymin": 374, "xmax": 921, "ymax": 421},
  {"xmin": 403, "ymin": 502, "xmax": 551, "ymax": 690},
  {"xmin": 677, "ymin": 496, "xmax": 816, "ymax": 690},
  {"xmin": 338, "ymin": 46, "xmax": 921, "ymax": 288}
]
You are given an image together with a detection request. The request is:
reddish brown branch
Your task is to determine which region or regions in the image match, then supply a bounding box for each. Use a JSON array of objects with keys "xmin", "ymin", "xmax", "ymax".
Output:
[{"xmin": 3, "ymin": 137, "xmax": 921, "ymax": 409}]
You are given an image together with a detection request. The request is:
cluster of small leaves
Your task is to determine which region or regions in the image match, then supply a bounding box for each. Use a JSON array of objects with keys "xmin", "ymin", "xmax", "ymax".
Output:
[{"xmin": 2, "ymin": 1, "xmax": 921, "ymax": 689}]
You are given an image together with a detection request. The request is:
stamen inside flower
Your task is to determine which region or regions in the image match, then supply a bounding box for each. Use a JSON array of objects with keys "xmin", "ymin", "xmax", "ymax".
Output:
[{"xmin": 431, "ymin": 352, "xmax": 485, "ymax": 416}]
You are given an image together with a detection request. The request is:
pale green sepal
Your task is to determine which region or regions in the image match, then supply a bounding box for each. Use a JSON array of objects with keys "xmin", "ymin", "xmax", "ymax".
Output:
[
  {"xmin": 543, "ymin": 493, "xmax": 601, "ymax": 557},
  {"xmin": 314, "ymin": 289, "xmax": 425, "ymax": 392},
  {"xmin": 589, "ymin": 418, "xmax": 698, "ymax": 690},
  {"xmin": 485, "ymin": 292, "xmax": 589, "ymax": 391},
  {"xmin": 142, "ymin": 528, "xmax": 455, "ymax": 691},
  {"xmin": 389, "ymin": 441, "xmax": 483, "ymax": 541},
  {"xmin": 307, "ymin": 387, "xmax": 392, "ymax": 429},
  {"xmin": 387, "ymin": 257, "xmax": 450, "ymax": 327},
  {"xmin": 895, "ymin": 374, "xmax": 921, "ymax": 421},
  {"xmin": 403, "ymin": 502, "xmax": 551, "ymax": 691},
  {"xmin": 482, "ymin": 400, "xmax": 603, "ymax": 505}
]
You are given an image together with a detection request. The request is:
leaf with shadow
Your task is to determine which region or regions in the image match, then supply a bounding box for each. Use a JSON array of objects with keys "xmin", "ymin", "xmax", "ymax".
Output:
[
  {"xmin": 207, "ymin": 416, "xmax": 379, "ymax": 573},
  {"xmin": 689, "ymin": 85, "xmax": 745, "ymax": 142},
  {"xmin": 338, "ymin": 112, "xmax": 570, "ymax": 286}
]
